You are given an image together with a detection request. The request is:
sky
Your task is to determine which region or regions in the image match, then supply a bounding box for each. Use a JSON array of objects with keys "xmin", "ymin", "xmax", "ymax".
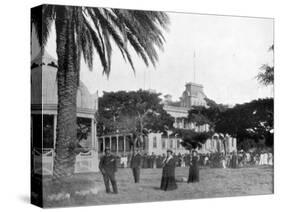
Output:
[{"xmin": 32, "ymin": 11, "xmax": 274, "ymax": 105}]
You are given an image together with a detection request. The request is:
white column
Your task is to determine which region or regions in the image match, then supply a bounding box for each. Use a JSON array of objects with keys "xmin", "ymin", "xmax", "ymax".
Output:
[
  {"xmin": 116, "ymin": 136, "xmax": 119, "ymax": 154},
  {"xmin": 123, "ymin": 136, "xmax": 126, "ymax": 154},
  {"xmin": 53, "ymin": 114, "xmax": 57, "ymax": 149},
  {"xmin": 91, "ymin": 119, "xmax": 95, "ymax": 150}
]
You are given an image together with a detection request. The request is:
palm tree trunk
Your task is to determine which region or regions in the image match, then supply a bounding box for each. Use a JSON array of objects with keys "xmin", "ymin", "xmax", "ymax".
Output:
[{"xmin": 53, "ymin": 7, "xmax": 79, "ymax": 179}]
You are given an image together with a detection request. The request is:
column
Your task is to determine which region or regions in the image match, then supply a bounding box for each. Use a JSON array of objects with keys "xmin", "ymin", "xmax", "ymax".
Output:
[
  {"xmin": 116, "ymin": 135, "xmax": 119, "ymax": 154},
  {"xmin": 109, "ymin": 136, "xmax": 112, "ymax": 150},
  {"xmin": 123, "ymin": 136, "xmax": 126, "ymax": 154},
  {"xmin": 53, "ymin": 114, "xmax": 57, "ymax": 149},
  {"xmin": 91, "ymin": 119, "xmax": 95, "ymax": 150}
]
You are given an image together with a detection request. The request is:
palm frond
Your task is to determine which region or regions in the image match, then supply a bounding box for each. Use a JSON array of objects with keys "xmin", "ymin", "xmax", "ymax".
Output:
[
  {"xmin": 256, "ymin": 64, "xmax": 274, "ymax": 86},
  {"xmin": 32, "ymin": 5, "xmax": 170, "ymax": 76},
  {"xmin": 31, "ymin": 5, "xmax": 55, "ymax": 49},
  {"xmin": 83, "ymin": 16, "xmax": 109, "ymax": 73}
]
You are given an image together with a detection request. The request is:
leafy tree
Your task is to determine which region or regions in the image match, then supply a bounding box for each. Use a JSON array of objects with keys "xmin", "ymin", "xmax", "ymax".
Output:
[
  {"xmin": 188, "ymin": 98, "xmax": 228, "ymax": 129},
  {"xmin": 98, "ymin": 90, "xmax": 174, "ymax": 149},
  {"xmin": 31, "ymin": 5, "xmax": 169, "ymax": 178},
  {"xmin": 215, "ymin": 98, "xmax": 273, "ymax": 149},
  {"xmin": 172, "ymin": 129, "xmax": 212, "ymax": 150},
  {"xmin": 185, "ymin": 98, "xmax": 228, "ymax": 152}
]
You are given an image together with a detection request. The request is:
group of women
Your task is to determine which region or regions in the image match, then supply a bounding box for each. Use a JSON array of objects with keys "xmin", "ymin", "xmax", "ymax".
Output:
[{"xmin": 160, "ymin": 149, "xmax": 199, "ymax": 191}]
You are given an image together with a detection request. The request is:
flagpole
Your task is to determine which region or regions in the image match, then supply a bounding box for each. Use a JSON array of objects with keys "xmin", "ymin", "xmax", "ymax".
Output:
[{"xmin": 193, "ymin": 51, "xmax": 196, "ymax": 83}]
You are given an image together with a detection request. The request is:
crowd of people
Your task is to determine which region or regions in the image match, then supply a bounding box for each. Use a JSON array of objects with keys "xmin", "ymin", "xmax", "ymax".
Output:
[
  {"xmin": 99, "ymin": 148, "xmax": 201, "ymax": 193},
  {"xmin": 116, "ymin": 150, "xmax": 273, "ymax": 169},
  {"xmin": 99, "ymin": 148, "xmax": 273, "ymax": 194}
]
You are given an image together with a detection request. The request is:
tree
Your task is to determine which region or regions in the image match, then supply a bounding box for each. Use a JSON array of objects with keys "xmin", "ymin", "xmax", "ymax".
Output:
[
  {"xmin": 172, "ymin": 129, "xmax": 212, "ymax": 150},
  {"xmin": 187, "ymin": 98, "xmax": 228, "ymax": 129},
  {"xmin": 97, "ymin": 90, "xmax": 174, "ymax": 149},
  {"xmin": 184, "ymin": 98, "xmax": 228, "ymax": 152},
  {"xmin": 256, "ymin": 45, "xmax": 274, "ymax": 86},
  {"xmin": 31, "ymin": 5, "xmax": 170, "ymax": 178},
  {"xmin": 215, "ymin": 98, "xmax": 273, "ymax": 149}
]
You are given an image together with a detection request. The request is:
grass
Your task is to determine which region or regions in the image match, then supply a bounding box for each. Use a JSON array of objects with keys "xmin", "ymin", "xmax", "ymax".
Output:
[{"xmin": 42, "ymin": 165, "xmax": 273, "ymax": 208}]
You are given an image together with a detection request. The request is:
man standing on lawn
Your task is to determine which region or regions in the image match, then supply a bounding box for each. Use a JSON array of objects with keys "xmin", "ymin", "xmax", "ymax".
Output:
[
  {"xmin": 99, "ymin": 147, "xmax": 118, "ymax": 194},
  {"xmin": 130, "ymin": 148, "xmax": 142, "ymax": 183}
]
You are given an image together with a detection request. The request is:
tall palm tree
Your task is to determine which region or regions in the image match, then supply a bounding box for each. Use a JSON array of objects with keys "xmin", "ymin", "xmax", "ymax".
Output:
[
  {"xmin": 31, "ymin": 5, "xmax": 169, "ymax": 178},
  {"xmin": 257, "ymin": 44, "xmax": 274, "ymax": 86}
]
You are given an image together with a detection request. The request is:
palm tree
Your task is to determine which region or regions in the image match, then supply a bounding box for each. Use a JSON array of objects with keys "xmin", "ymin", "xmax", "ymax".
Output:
[
  {"xmin": 31, "ymin": 5, "xmax": 170, "ymax": 178},
  {"xmin": 257, "ymin": 45, "xmax": 274, "ymax": 86}
]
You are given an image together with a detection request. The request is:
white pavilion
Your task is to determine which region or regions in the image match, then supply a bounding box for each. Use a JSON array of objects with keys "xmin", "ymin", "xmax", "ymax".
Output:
[{"xmin": 31, "ymin": 52, "xmax": 99, "ymax": 175}]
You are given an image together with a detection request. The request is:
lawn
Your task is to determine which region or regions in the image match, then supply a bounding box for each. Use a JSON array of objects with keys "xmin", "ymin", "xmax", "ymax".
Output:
[{"xmin": 42, "ymin": 165, "xmax": 273, "ymax": 208}]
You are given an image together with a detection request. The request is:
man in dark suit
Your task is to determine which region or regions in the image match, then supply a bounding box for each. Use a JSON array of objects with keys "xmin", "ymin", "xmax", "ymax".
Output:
[
  {"xmin": 99, "ymin": 147, "xmax": 118, "ymax": 194},
  {"xmin": 130, "ymin": 149, "xmax": 142, "ymax": 183}
]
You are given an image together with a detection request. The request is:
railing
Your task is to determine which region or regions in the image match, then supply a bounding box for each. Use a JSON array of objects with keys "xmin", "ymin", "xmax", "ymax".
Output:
[
  {"xmin": 33, "ymin": 149, "xmax": 99, "ymax": 175},
  {"xmin": 74, "ymin": 150, "xmax": 98, "ymax": 173},
  {"xmin": 33, "ymin": 148, "xmax": 54, "ymax": 176}
]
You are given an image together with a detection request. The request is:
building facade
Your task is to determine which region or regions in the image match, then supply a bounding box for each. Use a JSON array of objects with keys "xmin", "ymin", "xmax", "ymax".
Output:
[
  {"xmin": 146, "ymin": 133, "xmax": 186, "ymax": 155},
  {"xmin": 145, "ymin": 82, "xmax": 237, "ymax": 155},
  {"xmin": 31, "ymin": 52, "xmax": 99, "ymax": 175}
]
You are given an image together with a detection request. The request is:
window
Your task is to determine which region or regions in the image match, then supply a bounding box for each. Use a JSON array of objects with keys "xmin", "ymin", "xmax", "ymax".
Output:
[
  {"xmin": 177, "ymin": 140, "xmax": 181, "ymax": 149},
  {"xmin": 162, "ymin": 139, "xmax": 166, "ymax": 149},
  {"xmin": 170, "ymin": 139, "xmax": 173, "ymax": 148},
  {"xmin": 153, "ymin": 136, "xmax": 157, "ymax": 148},
  {"xmin": 125, "ymin": 136, "xmax": 130, "ymax": 151},
  {"xmin": 98, "ymin": 138, "xmax": 104, "ymax": 153},
  {"xmin": 118, "ymin": 136, "xmax": 124, "ymax": 151},
  {"xmin": 42, "ymin": 115, "xmax": 54, "ymax": 148},
  {"xmin": 111, "ymin": 137, "xmax": 117, "ymax": 152},
  {"xmin": 32, "ymin": 114, "xmax": 54, "ymax": 149}
]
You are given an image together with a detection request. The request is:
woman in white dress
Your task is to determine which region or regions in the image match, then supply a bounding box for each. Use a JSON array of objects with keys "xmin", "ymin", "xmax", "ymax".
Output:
[
  {"xmin": 268, "ymin": 152, "xmax": 273, "ymax": 165},
  {"xmin": 263, "ymin": 152, "xmax": 268, "ymax": 165},
  {"xmin": 259, "ymin": 152, "xmax": 264, "ymax": 165}
]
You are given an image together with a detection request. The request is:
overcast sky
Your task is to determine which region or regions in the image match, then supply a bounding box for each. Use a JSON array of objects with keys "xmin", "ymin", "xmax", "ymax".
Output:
[{"xmin": 32, "ymin": 11, "xmax": 274, "ymax": 105}]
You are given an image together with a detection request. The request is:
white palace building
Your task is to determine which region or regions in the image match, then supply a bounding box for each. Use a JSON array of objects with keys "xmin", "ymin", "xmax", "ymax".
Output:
[
  {"xmin": 96, "ymin": 83, "xmax": 237, "ymax": 157},
  {"xmin": 144, "ymin": 82, "xmax": 237, "ymax": 155}
]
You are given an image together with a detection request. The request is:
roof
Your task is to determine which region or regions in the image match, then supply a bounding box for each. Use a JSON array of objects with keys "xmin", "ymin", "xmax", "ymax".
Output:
[
  {"xmin": 31, "ymin": 51, "xmax": 57, "ymax": 67},
  {"xmin": 31, "ymin": 52, "xmax": 98, "ymax": 113}
]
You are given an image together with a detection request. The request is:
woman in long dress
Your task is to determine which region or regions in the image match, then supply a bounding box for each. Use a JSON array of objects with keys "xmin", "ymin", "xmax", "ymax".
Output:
[
  {"xmin": 188, "ymin": 150, "xmax": 200, "ymax": 183},
  {"xmin": 160, "ymin": 149, "xmax": 178, "ymax": 191},
  {"xmin": 221, "ymin": 154, "xmax": 227, "ymax": 169},
  {"xmin": 230, "ymin": 151, "xmax": 238, "ymax": 168}
]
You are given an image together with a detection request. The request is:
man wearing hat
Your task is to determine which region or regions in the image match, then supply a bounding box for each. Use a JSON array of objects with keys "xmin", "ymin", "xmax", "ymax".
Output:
[
  {"xmin": 99, "ymin": 147, "xmax": 118, "ymax": 194},
  {"xmin": 160, "ymin": 149, "xmax": 177, "ymax": 191},
  {"xmin": 130, "ymin": 149, "xmax": 142, "ymax": 183}
]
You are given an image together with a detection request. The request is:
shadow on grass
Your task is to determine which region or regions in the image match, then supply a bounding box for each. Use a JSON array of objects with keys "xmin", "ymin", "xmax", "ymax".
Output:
[{"xmin": 139, "ymin": 184, "xmax": 161, "ymax": 190}]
